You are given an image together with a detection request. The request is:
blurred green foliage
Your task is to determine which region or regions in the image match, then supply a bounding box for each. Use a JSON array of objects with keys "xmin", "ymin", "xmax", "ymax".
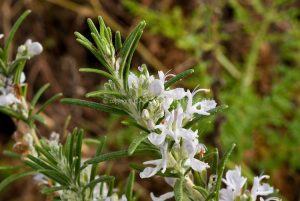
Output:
[{"xmin": 123, "ymin": 0, "xmax": 300, "ymax": 174}]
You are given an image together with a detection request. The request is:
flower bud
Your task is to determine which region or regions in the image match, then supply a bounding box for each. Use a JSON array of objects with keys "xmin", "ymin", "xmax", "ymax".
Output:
[
  {"xmin": 17, "ymin": 39, "xmax": 43, "ymax": 59},
  {"xmin": 142, "ymin": 109, "xmax": 150, "ymax": 119}
]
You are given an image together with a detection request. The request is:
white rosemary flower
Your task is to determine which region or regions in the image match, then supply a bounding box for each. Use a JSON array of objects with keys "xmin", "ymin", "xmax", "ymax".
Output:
[
  {"xmin": 220, "ymin": 166, "xmax": 246, "ymax": 200},
  {"xmin": 149, "ymin": 71, "xmax": 186, "ymax": 110},
  {"xmin": 47, "ymin": 132, "xmax": 60, "ymax": 148},
  {"xmin": 183, "ymin": 139, "xmax": 209, "ymax": 173},
  {"xmin": 17, "ymin": 39, "xmax": 43, "ymax": 59},
  {"xmin": 0, "ymin": 72, "xmax": 27, "ymax": 107},
  {"xmin": 140, "ymin": 143, "xmax": 168, "ymax": 178},
  {"xmin": 0, "ymin": 92, "xmax": 20, "ymax": 106},
  {"xmin": 93, "ymin": 182, "xmax": 127, "ymax": 201},
  {"xmin": 150, "ymin": 192, "xmax": 174, "ymax": 201},
  {"xmin": 33, "ymin": 173, "xmax": 48, "ymax": 186},
  {"xmin": 154, "ymin": 107, "xmax": 191, "ymax": 144},
  {"xmin": 185, "ymin": 89, "xmax": 216, "ymax": 118},
  {"xmin": 220, "ymin": 167, "xmax": 280, "ymax": 201},
  {"xmin": 251, "ymin": 175, "xmax": 277, "ymax": 201}
]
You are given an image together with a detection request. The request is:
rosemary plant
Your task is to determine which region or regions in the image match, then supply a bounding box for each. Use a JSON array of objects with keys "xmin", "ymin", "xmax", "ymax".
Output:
[
  {"xmin": 0, "ymin": 11, "xmax": 133, "ymax": 201},
  {"xmin": 0, "ymin": 10, "xmax": 281, "ymax": 201},
  {"xmin": 62, "ymin": 17, "xmax": 281, "ymax": 201}
]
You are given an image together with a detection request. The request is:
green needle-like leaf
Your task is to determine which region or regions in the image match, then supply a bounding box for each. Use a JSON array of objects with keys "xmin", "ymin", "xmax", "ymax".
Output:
[
  {"xmin": 125, "ymin": 170, "xmax": 135, "ymax": 201},
  {"xmin": 79, "ymin": 68, "xmax": 119, "ymax": 85},
  {"xmin": 84, "ymin": 150, "xmax": 128, "ymax": 165},
  {"xmin": 86, "ymin": 90, "xmax": 125, "ymax": 99},
  {"xmin": 115, "ymin": 31, "xmax": 122, "ymax": 52},
  {"xmin": 36, "ymin": 93, "xmax": 63, "ymax": 114},
  {"xmin": 0, "ymin": 171, "xmax": 36, "ymax": 193},
  {"xmin": 164, "ymin": 69, "xmax": 194, "ymax": 89},
  {"xmin": 30, "ymin": 83, "xmax": 50, "ymax": 108},
  {"xmin": 128, "ymin": 132, "xmax": 149, "ymax": 155},
  {"xmin": 41, "ymin": 186, "xmax": 68, "ymax": 194},
  {"xmin": 119, "ymin": 21, "xmax": 146, "ymax": 85},
  {"xmin": 215, "ymin": 144, "xmax": 236, "ymax": 201},
  {"xmin": 61, "ymin": 98, "xmax": 127, "ymax": 115},
  {"xmin": 3, "ymin": 10, "xmax": 31, "ymax": 64},
  {"xmin": 0, "ymin": 106, "xmax": 26, "ymax": 121}
]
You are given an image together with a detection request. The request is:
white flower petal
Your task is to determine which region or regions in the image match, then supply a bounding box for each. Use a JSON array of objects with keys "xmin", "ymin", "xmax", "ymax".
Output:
[
  {"xmin": 0, "ymin": 34, "xmax": 4, "ymax": 39},
  {"xmin": 251, "ymin": 175, "xmax": 274, "ymax": 200},
  {"xmin": 150, "ymin": 192, "xmax": 174, "ymax": 201},
  {"xmin": 222, "ymin": 166, "xmax": 247, "ymax": 197},
  {"xmin": 140, "ymin": 166, "xmax": 160, "ymax": 178},
  {"xmin": 148, "ymin": 132, "xmax": 166, "ymax": 146},
  {"xmin": 27, "ymin": 41, "xmax": 43, "ymax": 57},
  {"xmin": 163, "ymin": 88, "xmax": 186, "ymax": 100},
  {"xmin": 199, "ymin": 99, "xmax": 217, "ymax": 114},
  {"xmin": 164, "ymin": 177, "xmax": 176, "ymax": 187},
  {"xmin": 128, "ymin": 72, "xmax": 139, "ymax": 89},
  {"xmin": 190, "ymin": 158, "xmax": 209, "ymax": 172},
  {"xmin": 149, "ymin": 79, "xmax": 164, "ymax": 96},
  {"xmin": 0, "ymin": 93, "xmax": 20, "ymax": 106},
  {"xmin": 220, "ymin": 188, "xmax": 235, "ymax": 201}
]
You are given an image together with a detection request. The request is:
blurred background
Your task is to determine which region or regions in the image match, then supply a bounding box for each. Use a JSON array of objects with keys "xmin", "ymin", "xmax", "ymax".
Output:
[{"xmin": 0, "ymin": 0, "xmax": 300, "ymax": 200}]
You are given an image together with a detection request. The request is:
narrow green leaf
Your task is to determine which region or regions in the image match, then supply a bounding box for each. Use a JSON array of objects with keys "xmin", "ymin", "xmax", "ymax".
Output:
[
  {"xmin": 212, "ymin": 148, "xmax": 219, "ymax": 176},
  {"xmin": 121, "ymin": 120, "xmax": 149, "ymax": 132},
  {"xmin": 38, "ymin": 170, "xmax": 70, "ymax": 186},
  {"xmin": 26, "ymin": 155, "xmax": 57, "ymax": 171},
  {"xmin": 8, "ymin": 56, "xmax": 28, "ymax": 74},
  {"xmin": 0, "ymin": 171, "xmax": 36, "ymax": 193},
  {"xmin": 86, "ymin": 90, "xmax": 125, "ymax": 99},
  {"xmin": 215, "ymin": 144, "xmax": 236, "ymax": 201},
  {"xmin": 41, "ymin": 186, "xmax": 68, "ymax": 194},
  {"xmin": 35, "ymin": 145, "xmax": 58, "ymax": 166},
  {"xmin": 90, "ymin": 136, "xmax": 106, "ymax": 193},
  {"xmin": 205, "ymin": 192, "xmax": 216, "ymax": 201},
  {"xmin": 122, "ymin": 27, "xmax": 145, "ymax": 90},
  {"xmin": 75, "ymin": 38, "xmax": 111, "ymax": 72},
  {"xmin": 3, "ymin": 10, "xmax": 31, "ymax": 63},
  {"xmin": 75, "ymin": 129, "xmax": 84, "ymax": 177},
  {"xmin": 61, "ymin": 98, "xmax": 128, "ymax": 115},
  {"xmin": 164, "ymin": 69, "xmax": 194, "ymax": 89},
  {"xmin": 91, "ymin": 32, "xmax": 106, "ymax": 54},
  {"xmin": 128, "ymin": 132, "xmax": 148, "ymax": 155},
  {"xmin": 174, "ymin": 177, "xmax": 184, "ymax": 201},
  {"xmin": 87, "ymin": 18, "xmax": 100, "ymax": 37},
  {"xmin": 120, "ymin": 21, "xmax": 146, "ymax": 82},
  {"xmin": 2, "ymin": 150, "xmax": 21, "ymax": 159},
  {"xmin": 125, "ymin": 170, "xmax": 135, "ymax": 200},
  {"xmin": 13, "ymin": 60, "xmax": 26, "ymax": 84},
  {"xmin": 0, "ymin": 106, "xmax": 25, "ymax": 121},
  {"xmin": 98, "ymin": 17, "xmax": 106, "ymax": 37},
  {"xmin": 85, "ymin": 150, "xmax": 128, "ymax": 165},
  {"xmin": 0, "ymin": 59, "xmax": 7, "ymax": 74},
  {"xmin": 79, "ymin": 68, "xmax": 119, "ymax": 85},
  {"xmin": 30, "ymin": 83, "xmax": 50, "ymax": 108},
  {"xmin": 36, "ymin": 93, "xmax": 63, "ymax": 114},
  {"xmin": 115, "ymin": 31, "xmax": 122, "ymax": 52},
  {"xmin": 0, "ymin": 166, "xmax": 20, "ymax": 171}
]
